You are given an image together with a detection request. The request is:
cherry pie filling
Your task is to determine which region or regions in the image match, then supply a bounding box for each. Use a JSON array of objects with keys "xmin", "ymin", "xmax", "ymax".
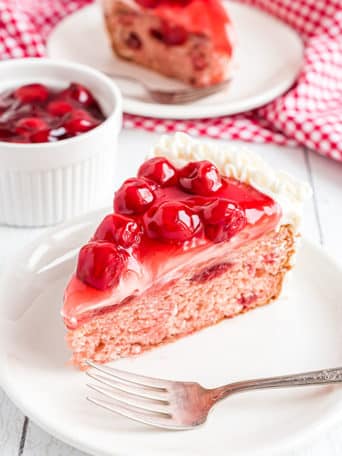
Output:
[
  {"xmin": 74, "ymin": 158, "xmax": 281, "ymax": 293},
  {"xmin": 0, "ymin": 82, "xmax": 106, "ymax": 143}
]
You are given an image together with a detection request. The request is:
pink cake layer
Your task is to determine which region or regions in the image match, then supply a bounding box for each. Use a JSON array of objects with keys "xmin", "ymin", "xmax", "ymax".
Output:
[
  {"xmin": 102, "ymin": 0, "xmax": 232, "ymax": 86},
  {"xmin": 67, "ymin": 225, "xmax": 294, "ymax": 369}
]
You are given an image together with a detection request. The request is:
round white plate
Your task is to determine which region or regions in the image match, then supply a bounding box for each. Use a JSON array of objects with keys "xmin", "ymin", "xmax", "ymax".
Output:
[
  {"xmin": 47, "ymin": 2, "xmax": 303, "ymax": 119},
  {"xmin": 0, "ymin": 208, "xmax": 341, "ymax": 456}
]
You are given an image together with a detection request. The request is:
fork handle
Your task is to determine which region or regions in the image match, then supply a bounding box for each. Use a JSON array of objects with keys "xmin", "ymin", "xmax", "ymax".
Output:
[{"xmin": 212, "ymin": 367, "xmax": 342, "ymax": 402}]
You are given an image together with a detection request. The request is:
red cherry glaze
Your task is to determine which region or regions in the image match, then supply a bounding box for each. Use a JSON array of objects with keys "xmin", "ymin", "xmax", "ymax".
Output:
[
  {"xmin": 0, "ymin": 82, "xmax": 105, "ymax": 144},
  {"xmin": 202, "ymin": 199, "xmax": 246, "ymax": 242},
  {"xmin": 30, "ymin": 129, "xmax": 52, "ymax": 143},
  {"xmin": 15, "ymin": 117, "xmax": 48, "ymax": 136},
  {"xmin": 114, "ymin": 178, "xmax": 155, "ymax": 215},
  {"xmin": 71, "ymin": 158, "xmax": 281, "ymax": 295},
  {"xmin": 218, "ymin": 178, "xmax": 276, "ymax": 212},
  {"xmin": 76, "ymin": 241, "xmax": 125, "ymax": 290},
  {"xmin": 63, "ymin": 109, "xmax": 98, "ymax": 134},
  {"xmin": 94, "ymin": 214, "xmax": 141, "ymax": 247},
  {"xmin": 134, "ymin": 0, "xmax": 232, "ymax": 54},
  {"xmin": 14, "ymin": 83, "xmax": 49, "ymax": 103},
  {"xmin": 65, "ymin": 83, "xmax": 95, "ymax": 107},
  {"xmin": 163, "ymin": 23, "xmax": 188, "ymax": 45},
  {"xmin": 138, "ymin": 157, "xmax": 177, "ymax": 187},
  {"xmin": 0, "ymin": 127, "xmax": 13, "ymax": 140},
  {"xmin": 179, "ymin": 160, "xmax": 222, "ymax": 195},
  {"xmin": 151, "ymin": 23, "xmax": 188, "ymax": 46},
  {"xmin": 47, "ymin": 100, "xmax": 73, "ymax": 116},
  {"xmin": 144, "ymin": 201, "xmax": 202, "ymax": 243}
]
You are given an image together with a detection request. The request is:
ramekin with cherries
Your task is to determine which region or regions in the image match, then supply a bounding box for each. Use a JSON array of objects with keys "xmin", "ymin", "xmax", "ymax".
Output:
[
  {"xmin": 0, "ymin": 59, "xmax": 122, "ymax": 227},
  {"xmin": 0, "ymin": 81, "xmax": 106, "ymax": 144}
]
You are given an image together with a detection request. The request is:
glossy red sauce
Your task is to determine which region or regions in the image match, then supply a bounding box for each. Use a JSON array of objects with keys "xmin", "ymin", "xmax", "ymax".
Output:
[
  {"xmin": 0, "ymin": 82, "xmax": 105, "ymax": 143},
  {"xmin": 135, "ymin": 0, "xmax": 232, "ymax": 54}
]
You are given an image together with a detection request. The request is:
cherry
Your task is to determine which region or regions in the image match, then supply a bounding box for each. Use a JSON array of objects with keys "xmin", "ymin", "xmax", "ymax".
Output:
[
  {"xmin": 184, "ymin": 196, "xmax": 211, "ymax": 211},
  {"xmin": 64, "ymin": 83, "xmax": 95, "ymax": 107},
  {"xmin": 125, "ymin": 32, "xmax": 142, "ymax": 50},
  {"xmin": 15, "ymin": 117, "xmax": 48, "ymax": 136},
  {"xmin": 202, "ymin": 199, "xmax": 246, "ymax": 243},
  {"xmin": 144, "ymin": 201, "xmax": 202, "ymax": 243},
  {"xmin": 0, "ymin": 82, "xmax": 105, "ymax": 143},
  {"xmin": 14, "ymin": 84, "xmax": 49, "ymax": 103},
  {"xmin": 150, "ymin": 23, "xmax": 188, "ymax": 46},
  {"xmin": 192, "ymin": 52, "xmax": 208, "ymax": 71},
  {"xmin": 47, "ymin": 100, "xmax": 73, "ymax": 116},
  {"xmin": 179, "ymin": 160, "xmax": 222, "ymax": 196},
  {"xmin": 138, "ymin": 157, "xmax": 177, "ymax": 187},
  {"xmin": 94, "ymin": 213, "xmax": 141, "ymax": 247},
  {"xmin": 63, "ymin": 109, "xmax": 98, "ymax": 134},
  {"xmin": 76, "ymin": 241, "xmax": 125, "ymax": 290},
  {"xmin": 30, "ymin": 129, "xmax": 52, "ymax": 143},
  {"xmin": 114, "ymin": 178, "xmax": 155, "ymax": 215},
  {"xmin": 162, "ymin": 24, "xmax": 188, "ymax": 46},
  {"xmin": 0, "ymin": 127, "xmax": 14, "ymax": 140}
]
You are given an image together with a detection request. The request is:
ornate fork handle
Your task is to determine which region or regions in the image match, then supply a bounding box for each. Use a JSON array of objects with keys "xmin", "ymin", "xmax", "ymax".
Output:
[{"xmin": 213, "ymin": 367, "xmax": 342, "ymax": 403}]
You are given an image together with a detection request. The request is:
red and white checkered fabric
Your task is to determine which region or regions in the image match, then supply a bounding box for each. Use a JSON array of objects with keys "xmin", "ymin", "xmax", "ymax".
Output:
[{"xmin": 0, "ymin": 0, "xmax": 341, "ymax": 161}]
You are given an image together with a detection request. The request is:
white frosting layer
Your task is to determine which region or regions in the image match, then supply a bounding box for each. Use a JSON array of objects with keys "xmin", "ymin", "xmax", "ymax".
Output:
[{"xmin": 149, "ymin": 133, "xmax": 312, "ymax": 231}]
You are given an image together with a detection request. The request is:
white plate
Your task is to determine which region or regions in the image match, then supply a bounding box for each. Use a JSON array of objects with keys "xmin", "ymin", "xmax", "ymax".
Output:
[
  {"xmin": 0, "ymin": 208, "xmax": 341, "ymax": 456},
  {"xmin": 47, "ymin": 2, "xmax": 303, "ymax": 119}
]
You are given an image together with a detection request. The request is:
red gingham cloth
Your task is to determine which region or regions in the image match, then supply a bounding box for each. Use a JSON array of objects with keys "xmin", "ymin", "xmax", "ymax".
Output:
[{"xmin": 0, "ymin": 0, "xmax": 341, "ymax": 161}]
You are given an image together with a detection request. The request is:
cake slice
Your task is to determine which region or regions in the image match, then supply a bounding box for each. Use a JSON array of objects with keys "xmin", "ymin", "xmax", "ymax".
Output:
[
  {"xmin": 62, "ymin": 133, "xmax": 311, "ymax": 369},
  {"xmin": 101, "ymin": 0, "xmax": 233, "ymax": 86}
]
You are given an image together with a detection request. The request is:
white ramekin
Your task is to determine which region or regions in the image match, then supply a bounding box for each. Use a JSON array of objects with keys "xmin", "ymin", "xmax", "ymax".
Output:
[{"xmin": 0, "ymin": 58, "xmax": 122, "ymax": 227}]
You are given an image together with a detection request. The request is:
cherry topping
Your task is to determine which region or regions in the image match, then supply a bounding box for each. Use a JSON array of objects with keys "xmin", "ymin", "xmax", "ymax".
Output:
[
  {"xmin": 63, "ymin": 109, "xmax": 98, "ymax": 134},
  {"xmin": 65, "ymin": 83, "xmax": 95, "ymax": 107},
  {"xmin": 30, "ymin": 129, "xmax": 52, "ymax": 143},
  {"xmin": 0, "ymin": 82, "xmax": 105, "ymax": 144},
  {"xmin": 76, "ymin": 241, "xmax": 125, "ymax": 290},
  {"xmin": 161, "ymin": 24, "xmax": 188, "ymax": 46},
  {"xmin": 114, "ymin": 178, "xmax": 155, "ymax": 215},
  {"xmin": 14, "ymin": 84, "xmax": 48, "ymax": 103},
  {"xmin": 202, "ymin": 199, "xmax": 246, "ymax": 243},
  {"xmin": 179, "ymin": 160, "xmax": 222, "ymax": 196},
  {"xmin": 15, "ymin": 117, "xmax": 48, "ymax": 136},
  {"xmin": 94, "ymin": 214, "xmax": 141, "ymax": 247},
  {"xmin": 144, "ymin": 201, "xmax": 201, "ymax": 243},
  {"xmin": 0, "ymin": 127, "xmax": 14, "ymax": 140},
  {"xmin": 47, "ymin": 100, "xmax": 73, "ymax": 116},
  {"xmin": 138, "ymin": 157, "xmax": 177, "ymax": 187},
  {"xmin": 150, "ymin": 22, "xmax": 188, "ymax": 46}
]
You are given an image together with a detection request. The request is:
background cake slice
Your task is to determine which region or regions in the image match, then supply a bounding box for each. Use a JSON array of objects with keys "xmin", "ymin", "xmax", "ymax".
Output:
[
  {"xmin": 101, "ymin": 0, "xmax": 233, "ymax": 86},
  {"xmin": 62, "ymin": 133, "xmax": 311, "ymax": 369}
]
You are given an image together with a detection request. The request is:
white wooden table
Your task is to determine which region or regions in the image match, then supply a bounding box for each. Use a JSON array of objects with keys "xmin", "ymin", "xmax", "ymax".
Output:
[{"xmin": 0, "ymin": 129, "xmax": 341, "ymax": 456}]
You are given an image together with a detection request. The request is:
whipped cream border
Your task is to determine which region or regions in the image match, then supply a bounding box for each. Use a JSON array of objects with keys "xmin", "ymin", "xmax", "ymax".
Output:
[{"xmin": 148, "ymin": 133, "xmax": 312, "ymax": 231}]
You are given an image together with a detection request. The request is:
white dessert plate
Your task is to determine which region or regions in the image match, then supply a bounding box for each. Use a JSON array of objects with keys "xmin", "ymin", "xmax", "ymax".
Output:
[
  {"xmin": 47, "ymin": 2, "xmax": 303, "ymax": 119},
  {"xmin": 0, "ymin": 208, "xmax": 341, "ymax": 456}
]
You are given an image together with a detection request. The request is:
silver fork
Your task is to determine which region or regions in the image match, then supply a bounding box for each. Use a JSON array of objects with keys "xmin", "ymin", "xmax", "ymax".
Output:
[
  {"xmin": 101, "ymin": 72, "xmax": 231, "ymax": 104},
  {"xmin": 86, "ymin": 361, "xmax": 342, "ymax": 430}
]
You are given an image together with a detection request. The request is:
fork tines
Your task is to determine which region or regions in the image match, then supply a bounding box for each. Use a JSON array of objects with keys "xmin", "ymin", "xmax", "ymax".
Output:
[{"xmin": 86, "ymin": 361, "xmax": 178, "ymax": 429}]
